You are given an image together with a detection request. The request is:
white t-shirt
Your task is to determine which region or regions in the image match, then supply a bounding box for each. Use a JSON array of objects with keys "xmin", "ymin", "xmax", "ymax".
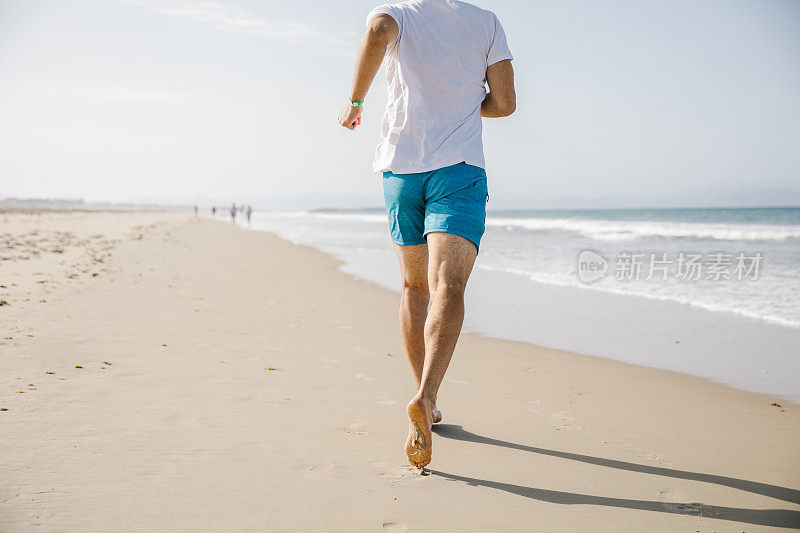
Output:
[{"xmin": 366, "ymin": 0, "xmax": 513, "ymax": 174}]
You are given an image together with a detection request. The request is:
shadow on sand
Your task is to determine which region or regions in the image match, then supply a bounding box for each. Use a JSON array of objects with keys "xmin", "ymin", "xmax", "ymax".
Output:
[{"xmin": 431, "ymin": 424, "xmax": 800, "ymax": 529}]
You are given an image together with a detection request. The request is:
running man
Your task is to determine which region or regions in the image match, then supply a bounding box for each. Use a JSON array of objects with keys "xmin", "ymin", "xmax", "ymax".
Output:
[{"xmin": 338, "ymin": 0, "xmax": 516, "ymax": 467}]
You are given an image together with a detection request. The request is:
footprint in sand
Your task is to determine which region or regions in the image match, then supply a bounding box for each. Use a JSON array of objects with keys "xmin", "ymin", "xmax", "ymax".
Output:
[
  {"xmin": 523, "ymin": 399, "xmax": 543, "ymax": 415},
  {"xmin": 296, "ymin": 461, "xmax": 336, "ymax": 474},
  {"xmin": 615, "ymin": 441, "xmax": 671, "ymax": 464},
  {"xmin": 344, "ymin": 422, "xmax": 369, "ymax": 436},
  {"xmin": 660, "ymin": 501, "xmax": 704, "ymax": 515},
  {"xmin": 635, "ymin": 450, "xmax": 667, "ymax": 462},
  {"xmin": 379, "ymin": 465, "xmax": 427, "ymax": 481},
  {"xmin": 548, "ymin": 411, "xmax": 581, "ymax": 431},
  {"xmin": 658, "ymin": 488, "xmax": 689, "ymax": 503}
]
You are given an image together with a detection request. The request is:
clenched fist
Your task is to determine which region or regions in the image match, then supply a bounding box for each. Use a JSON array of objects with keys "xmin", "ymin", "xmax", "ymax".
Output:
[{"xmin": 338, "ymin": 103, "xmax": 363, "ymax": 130}]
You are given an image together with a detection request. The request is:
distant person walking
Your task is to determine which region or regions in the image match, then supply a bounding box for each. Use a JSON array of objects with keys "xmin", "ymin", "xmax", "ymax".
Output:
[
  {"xmin": 246, "ymin": 206, "xmax": 253, "ymax": 224},
  {"xmin": 230, "ymin": 203, "xmax": 237, "ymax": 222},
  {"xmin": 212, "ymin": 206, "xmax": 216, "ymax": 216},
  {"xmin": 339, "ymin": 0, "xmax": 515, "ymax": 468},
  {"xmin": 194, "ymin": 204, "xmax": 198, "ymax": 217}
]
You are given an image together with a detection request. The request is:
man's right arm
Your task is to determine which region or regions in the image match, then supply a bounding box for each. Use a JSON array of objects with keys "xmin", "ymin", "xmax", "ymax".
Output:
[
  {"xmin": 337, "ymin": 13, "xmax": 399, "ymax": 130},
  {"xmin": 482, "ymin": 59, "xmax": 516, "ymax": 118}
]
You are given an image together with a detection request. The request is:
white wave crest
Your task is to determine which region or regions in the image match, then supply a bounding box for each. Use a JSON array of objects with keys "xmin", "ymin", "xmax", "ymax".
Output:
[
  {"xmin": 485, "ymin": 217, "xmax": 800, "ymax": 242},
  {"xmin": 267, "ymin": 211, "xmax": 800, "ymax": 241},
  {"xmin": 477, "ymin": 264, "xmax": 800, "ymax": 329}
]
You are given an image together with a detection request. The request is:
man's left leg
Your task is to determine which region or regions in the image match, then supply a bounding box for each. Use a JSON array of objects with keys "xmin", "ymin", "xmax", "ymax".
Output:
[
  {"xmin": 392, "ymin": 243, "xmax": 445, "ymax": 424},
  {"xmin": 393, "ymin": 244, "xmax": 429, "ymax": 390},
  {"xmin": 405, "ymin": 232, "xmax": 477, "ymax": 468}
]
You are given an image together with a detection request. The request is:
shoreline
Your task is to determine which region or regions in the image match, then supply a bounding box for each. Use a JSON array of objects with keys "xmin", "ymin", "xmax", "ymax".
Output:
[
  {"xmin": 2, "ymin": 210, "xmax": 798, "ymax": 531},
  {"xmin": 237, "ymin": 211, "xmax": 800, "ymax": 405},
  {"xmin": 253, "ymin": 226, "xmax": 800, "ymax": 406}
]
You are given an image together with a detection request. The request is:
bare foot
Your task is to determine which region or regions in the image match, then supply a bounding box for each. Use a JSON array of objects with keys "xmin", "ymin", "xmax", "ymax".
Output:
[
  {"xmin": 405, "ymin": 397, "xmax": 433, "ymax": 468},
  {"xmin": 432, "ymin": 406, "xmax": 442, "ymax": 424}
]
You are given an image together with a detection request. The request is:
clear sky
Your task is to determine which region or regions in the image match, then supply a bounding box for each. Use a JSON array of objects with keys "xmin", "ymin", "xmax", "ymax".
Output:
[{"xmin": 1, "ymin": 0, "xmax": 799, "ymax": 208}]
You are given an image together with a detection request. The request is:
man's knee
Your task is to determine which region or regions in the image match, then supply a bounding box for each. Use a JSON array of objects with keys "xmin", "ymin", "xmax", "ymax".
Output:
[
  {"xmin": 431, "ymin": 280, "xmax": 466, "ymax": 301},
  {"xmin": 402, "ymin": 279, "xmax": 430, "ymax": 302}
]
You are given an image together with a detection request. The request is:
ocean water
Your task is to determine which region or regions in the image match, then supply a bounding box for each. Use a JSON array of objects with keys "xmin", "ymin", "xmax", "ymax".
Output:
[{"xmin": 234, "ymin": 207, "xmax": 800, "ymax": 402}]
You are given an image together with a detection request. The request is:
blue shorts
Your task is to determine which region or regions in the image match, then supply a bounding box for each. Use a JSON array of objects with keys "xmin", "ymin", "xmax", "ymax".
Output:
[{"xmin": 382, "ymin": 162, "xmax": 488, "ymax": 251}]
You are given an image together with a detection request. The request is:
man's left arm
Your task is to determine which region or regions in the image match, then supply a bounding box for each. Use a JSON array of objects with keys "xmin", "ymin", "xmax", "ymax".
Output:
[{"xmin": 338, "ymin": 13, "xmax": 399, "ymax": 130}]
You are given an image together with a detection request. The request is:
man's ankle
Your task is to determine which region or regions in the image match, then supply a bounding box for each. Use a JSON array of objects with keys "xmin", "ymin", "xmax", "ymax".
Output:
[{"xmin": 413, "ymin": 392, "xmax": 436, "ymax": 408}]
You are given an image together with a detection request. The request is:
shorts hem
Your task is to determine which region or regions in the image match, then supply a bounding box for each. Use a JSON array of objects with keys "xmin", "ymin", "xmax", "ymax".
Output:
[{"xmin": 390, "ymin": 238, "xmax": 428, "ymax": 247}]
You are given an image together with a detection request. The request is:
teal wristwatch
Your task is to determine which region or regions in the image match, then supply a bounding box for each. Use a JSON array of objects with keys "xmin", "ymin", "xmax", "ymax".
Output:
[{"xmin": 350, "ymin": 100, "xmax": 364, "ymax": 108}]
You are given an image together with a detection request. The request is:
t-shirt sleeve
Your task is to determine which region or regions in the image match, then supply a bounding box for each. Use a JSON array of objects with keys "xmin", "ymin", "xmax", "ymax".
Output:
[
  {"xmin": 366, "ymin": 4, "xmax": 403, "ymax": 44},
  {"xmin": 487, "ymin": 14, "xmax": 513, "ymax": 66}
]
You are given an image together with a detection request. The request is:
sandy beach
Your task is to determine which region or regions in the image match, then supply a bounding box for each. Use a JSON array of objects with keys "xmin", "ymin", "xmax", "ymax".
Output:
[{"xmin": 1, "ymin": 210, "xmax": 798, "ymax": 531}]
